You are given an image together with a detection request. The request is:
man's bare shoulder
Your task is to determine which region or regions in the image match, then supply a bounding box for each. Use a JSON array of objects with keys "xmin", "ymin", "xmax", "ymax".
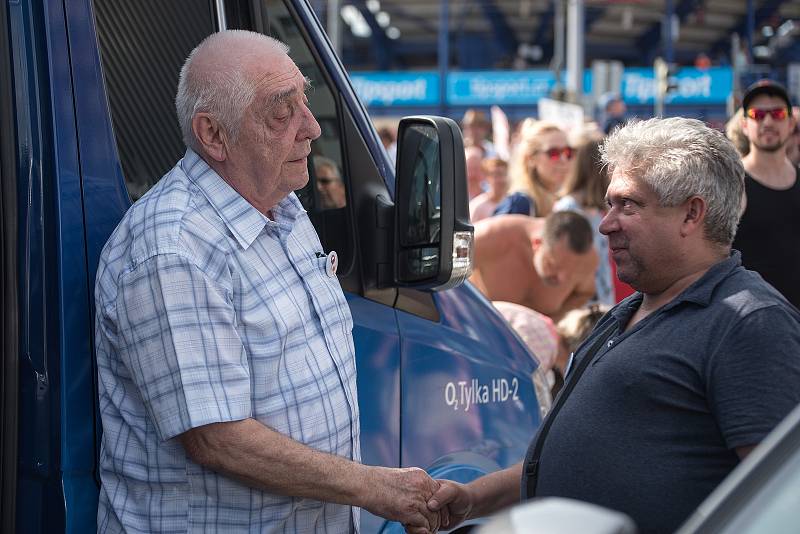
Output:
[{"xmin": 474, "ymin": 215, "xmax": 542, "ymax": 240}]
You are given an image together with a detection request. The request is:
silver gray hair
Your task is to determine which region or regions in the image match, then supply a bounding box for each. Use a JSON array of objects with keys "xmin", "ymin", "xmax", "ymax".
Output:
[
  {"xmin": 313, "ymin": 155, "xmax": 342, "ymax": 180},
  {"xmin": 175, "ymin": 30, "xmax": 290, "ymax": 150},
  {"xmin": 600, "ymin": 117, "xmax": 745, "ymax": 246}
]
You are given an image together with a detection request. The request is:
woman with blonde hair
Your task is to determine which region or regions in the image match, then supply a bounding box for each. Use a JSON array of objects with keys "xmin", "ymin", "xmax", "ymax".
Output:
[
  {"xmin": 725, "ymin": 108, "xmax": 750, "ymax": 157},
  {"xmin": 554, "ymin": 138, "xmax": 615, "ymax": 305},
  {"xmin": 493, "ymin": 119, "xmax": 573, "ymax": 217}
]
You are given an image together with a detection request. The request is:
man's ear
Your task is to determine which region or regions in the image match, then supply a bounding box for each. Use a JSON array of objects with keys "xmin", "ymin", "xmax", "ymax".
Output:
[
  {"xmin": 531, "ymin": 235, "xmax": 543, "ymax": 252},
  {"xmin": 680, "ymin": 196, "xmax": 707, "ymax": 237},
  {"xmin": 192, "ymin": 113, "xmax": 228, "ymax": 162}
]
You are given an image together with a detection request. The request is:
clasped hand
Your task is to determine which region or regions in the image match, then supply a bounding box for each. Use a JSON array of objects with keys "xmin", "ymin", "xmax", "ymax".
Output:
[{"xmin": 403, "ymin": 479, "xmax": 472, "ymax": 534}]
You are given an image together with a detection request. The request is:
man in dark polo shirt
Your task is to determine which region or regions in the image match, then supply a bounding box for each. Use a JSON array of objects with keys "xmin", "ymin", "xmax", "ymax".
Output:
[{"xmin": 424, "ymin": 117, "xmax": 800, "ymax": 534}]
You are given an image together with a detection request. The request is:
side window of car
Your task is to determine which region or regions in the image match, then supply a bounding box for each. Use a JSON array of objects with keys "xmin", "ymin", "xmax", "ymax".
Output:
[
  {"xmin": 240, "ymin": 0, "xmax": 353, "ymax": 272},
  {"xmin": 93, "ymin": 0, "xmax": 353, "ymax": 271}
]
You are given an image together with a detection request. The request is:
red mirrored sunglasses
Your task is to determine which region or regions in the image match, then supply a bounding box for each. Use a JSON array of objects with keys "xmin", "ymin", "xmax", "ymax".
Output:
[
  {"xmin": 538, "ymin": 146, "xmax": 574, "ymax": 161},
  {"xmin": 746, "ymin": 107, "xmax": 789, "ymax": 121}
]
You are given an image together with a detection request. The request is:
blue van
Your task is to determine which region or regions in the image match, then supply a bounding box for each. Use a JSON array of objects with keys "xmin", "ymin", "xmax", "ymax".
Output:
[{"xmin": 0, "ymin": 0, "xmax": 545, "ymax": 531}]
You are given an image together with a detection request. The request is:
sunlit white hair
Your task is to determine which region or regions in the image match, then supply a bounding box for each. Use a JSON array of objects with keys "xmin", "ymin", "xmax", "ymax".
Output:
[
  {"xmin": 175, "ymin": 30, "xmax": 289, "ymax": 151},
  {"xmin": 600, "ymin": 117, "xmax": 745, "ymax": 246}
]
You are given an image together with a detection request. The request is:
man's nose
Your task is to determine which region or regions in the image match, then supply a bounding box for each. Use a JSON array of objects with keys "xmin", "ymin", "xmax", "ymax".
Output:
[
  {"xmin": 300, "ymin": 105, "xmax": 322, "ymax": 141},
  {"xmin": 599, "ymin": 211, "xmax": 616, "ymax": 235}
]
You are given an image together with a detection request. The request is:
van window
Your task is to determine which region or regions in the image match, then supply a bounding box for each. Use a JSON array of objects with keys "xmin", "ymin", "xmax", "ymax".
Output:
[
  {"xmin": 93, "ymin": 0, "xmax": 217, "ymax": 200},
  {"xmin": 246, "ymin": 0, "xmax": 353, "ymax": 271},
  {"xmin": 93, "ymin": 0, "xmax": 352, "ymax": 268}
]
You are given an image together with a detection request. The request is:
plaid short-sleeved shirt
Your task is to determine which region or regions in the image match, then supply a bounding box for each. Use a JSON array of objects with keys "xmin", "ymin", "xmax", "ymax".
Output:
[{"xmin": 94, "ymin": 149, "xmax": 360, "ymax": 533}]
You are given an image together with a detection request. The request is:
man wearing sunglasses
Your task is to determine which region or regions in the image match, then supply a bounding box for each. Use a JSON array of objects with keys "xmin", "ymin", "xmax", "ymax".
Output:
[
  {"xmin": 313, "ymin": 155, "xmax": 347, "ymax": 210},
  {"xmin": 735, "ymin": 79, "xmax": 800, "ymax": 309}
]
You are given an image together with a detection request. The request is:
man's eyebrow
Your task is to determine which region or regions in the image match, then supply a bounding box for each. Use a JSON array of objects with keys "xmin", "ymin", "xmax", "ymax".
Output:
[{"xmin": 265, "ymin": 77, "xmax": 313, "ymax": 110}]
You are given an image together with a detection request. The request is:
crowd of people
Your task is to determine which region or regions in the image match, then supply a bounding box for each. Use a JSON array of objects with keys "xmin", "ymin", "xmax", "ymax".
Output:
[
  {"xmin": 92, "ymin": 27, "xmax": 800, "ymax": 534},
  {"xmin": 443, "ymin": 108, "xmax": 633, "ymax": 403},
  {"xmin": 438, "ymin": 85, "xmax": 800, "ymax": 410},
  {"xmin": 425, "ymin": 101, "xmax": 800, "ymax": 534}
]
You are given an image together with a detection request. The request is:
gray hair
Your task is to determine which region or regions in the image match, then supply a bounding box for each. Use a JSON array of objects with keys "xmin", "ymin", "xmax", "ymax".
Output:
[
  {"xmin": 600, "ymin": 117, "xmax": 745, "ymax": 246},
  {"xmin": 175, "ymin": 30, "xmax": 290, "ymax": 150},
  {"xmin": 313, "ymin": 155, "xmax": 342, "ymax": 180}
]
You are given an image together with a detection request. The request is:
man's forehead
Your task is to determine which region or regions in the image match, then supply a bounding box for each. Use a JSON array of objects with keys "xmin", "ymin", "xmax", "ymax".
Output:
[
  {"xmin": 605, "ymin": 168, "xmax": 654, "ymax": 199},
  {"xmin": 258, "ymin": 72, "xmax": 307, "ymax": 98},
  {"xmin": 747, "ymin": 93, "xmax": 789, "ymax": 109},
  {"xmin": 606, "ymin": 168, "xmax": 636, "ymax": 192},
  {"xmin": 250, "ymin": 54, "xmax": 307, "ymax": 98}
]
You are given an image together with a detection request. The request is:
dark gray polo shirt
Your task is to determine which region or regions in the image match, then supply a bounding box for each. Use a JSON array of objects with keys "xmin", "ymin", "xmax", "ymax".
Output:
[{"xmin": 530, "ymin": 251, "xmax": 800, "ymax": 534}]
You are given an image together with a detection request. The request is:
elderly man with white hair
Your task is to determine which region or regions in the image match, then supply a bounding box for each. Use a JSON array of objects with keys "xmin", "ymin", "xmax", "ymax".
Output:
[{"xmin": 94, "ymin": 30, "xmax": 439, "ymax": 534}]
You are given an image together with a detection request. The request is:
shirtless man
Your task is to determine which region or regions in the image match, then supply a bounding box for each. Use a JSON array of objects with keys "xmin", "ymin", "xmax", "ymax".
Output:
[{"xmin": 470, "ymin": 212, "xmax": 598, "ymax": 321}]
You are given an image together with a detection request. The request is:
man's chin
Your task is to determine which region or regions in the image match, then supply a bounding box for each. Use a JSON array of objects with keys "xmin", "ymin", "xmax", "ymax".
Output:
[
  {"xmin": 289, "ymin": 173, "xmax": 310, "ymax": 192},
  {"xmin": 616, "ymin": 268, "xmax": 640, "ymax": 289},
  {"xmin": 753, "ymin": 140, "xmax": 787, "ymax": 153}
]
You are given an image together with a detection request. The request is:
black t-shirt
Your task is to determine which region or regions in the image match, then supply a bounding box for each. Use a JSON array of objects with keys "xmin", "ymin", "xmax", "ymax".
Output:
[
  {"xmin": 529, "ymin": 253, "xmax": 800, "ymax": 534},
  {"xmin": 733, "ymin": 169, "xmax": 800, "ymax": 308}
]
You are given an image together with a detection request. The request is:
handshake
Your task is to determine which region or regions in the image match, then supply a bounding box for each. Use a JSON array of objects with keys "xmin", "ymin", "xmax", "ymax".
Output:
[{"xmin": 361, "ymin": 466, "xmax": 473, "ymax": 534}]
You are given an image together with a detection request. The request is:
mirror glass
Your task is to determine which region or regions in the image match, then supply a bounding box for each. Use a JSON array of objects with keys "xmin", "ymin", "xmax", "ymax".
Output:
[{"xmin": 399, "ymin": 124, "xmax": 442, "ymax": 281}]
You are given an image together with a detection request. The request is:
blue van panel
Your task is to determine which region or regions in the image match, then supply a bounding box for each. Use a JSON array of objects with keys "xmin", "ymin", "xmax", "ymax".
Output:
[
  {"xmin": 399, "ymin": 283, "xmax": 540, "ymax": 472},
  {"xmin": 45, "ymin": 0, "xmax": 100, "ymax": 532},
  {"xmin": 61, "ymin": 1, "xmax": 137, "ymax": 530},
  {"xmin": 65, "ymin": 0, "xmax": 133, "ymax": 280},
  {"xmin": 346, "ymin": 293, "xmax": 402, "ymax": 533}
]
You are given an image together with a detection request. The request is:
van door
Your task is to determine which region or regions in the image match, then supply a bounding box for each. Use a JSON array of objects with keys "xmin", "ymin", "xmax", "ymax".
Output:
[{"xmin": 398, "ymin": 287, "xmax": 541, "ymax": 480}]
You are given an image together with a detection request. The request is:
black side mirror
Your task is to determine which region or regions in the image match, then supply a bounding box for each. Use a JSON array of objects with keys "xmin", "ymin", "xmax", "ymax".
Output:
[{"xmin": 394, "ymin": 116, "xmax": 473, "ymax": 290}]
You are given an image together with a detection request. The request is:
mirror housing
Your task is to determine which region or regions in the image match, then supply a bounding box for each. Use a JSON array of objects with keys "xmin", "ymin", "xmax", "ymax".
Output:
[{"xmin": 394, "ymin": 116, "xmax": 473, "ymax": 291}]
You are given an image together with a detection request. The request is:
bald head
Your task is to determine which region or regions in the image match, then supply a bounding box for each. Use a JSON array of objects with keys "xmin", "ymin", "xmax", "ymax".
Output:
[{"xmin": 176, "ymin": 30, "xmax": 289, "ymax": 150}]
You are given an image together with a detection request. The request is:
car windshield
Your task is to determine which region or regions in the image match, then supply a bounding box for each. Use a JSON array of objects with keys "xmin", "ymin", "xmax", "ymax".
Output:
[{"xmin": 720, "ymin": 443, "xmax": 800, "ymax": 533}]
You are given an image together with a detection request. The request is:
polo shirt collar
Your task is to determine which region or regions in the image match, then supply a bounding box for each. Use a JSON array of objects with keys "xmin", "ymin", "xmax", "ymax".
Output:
[
  {"xmin": 665, "ymin": 250, "xmax": 741, "ymax": 308},
  {"xmin": 180, "ymin": 149, "xmax": 306, "ymax": 249},
  {"xmin": 611, "ymin": 250, "xmax": 742, "ymax": 325}
]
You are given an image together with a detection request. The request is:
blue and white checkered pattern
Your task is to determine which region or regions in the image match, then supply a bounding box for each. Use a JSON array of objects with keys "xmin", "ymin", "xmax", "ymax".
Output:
[{"xmin": 95, "ymin": 149, "xmax": 360, "ymax": 533}]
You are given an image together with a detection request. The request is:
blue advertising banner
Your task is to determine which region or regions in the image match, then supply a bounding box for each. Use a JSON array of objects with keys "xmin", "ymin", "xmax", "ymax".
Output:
[
  {"xmin": 350, "ymin": 72, "xmax": 439, "ymax": 106},
  {"xmin": 447, "ymin": 71, "xmax": 593, "ymax": 105},
  {"xmin": 350, "ymin": 68, "xmax": 732, "ymax": 107},
  {"xmin": 621, "ymin": 67, "xmax": 732, "ymax": 104},
  {"xmin": 448, "ymin": 71, "xmax": 553, "ymax": 105}
]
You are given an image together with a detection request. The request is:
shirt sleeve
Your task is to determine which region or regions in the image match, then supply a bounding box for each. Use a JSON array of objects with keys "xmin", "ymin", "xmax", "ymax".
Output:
[
  {"xmin": 115, "ymin": 252, "xmax": 252, "ymax": 441},
  {"xmin": 493, "ymin": 192, "xmax": 535, "ymax": 216},
  {"xmin": 707, "ymin": 305, "xmax": 800, "ymax": 450}
]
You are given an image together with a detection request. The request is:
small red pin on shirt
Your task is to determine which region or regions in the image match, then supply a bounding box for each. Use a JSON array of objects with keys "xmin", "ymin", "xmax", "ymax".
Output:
[{"xmin": 326, "ymin": 251, "xmax": 338, "ymax": 277}]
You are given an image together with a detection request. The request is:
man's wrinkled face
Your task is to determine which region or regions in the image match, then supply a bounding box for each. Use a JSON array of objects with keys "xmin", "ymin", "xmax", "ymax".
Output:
[
  {"xmin": 228, "ymin": 50, "xmax": 322, "ymax": 199},
  {"xmin": 599, "ymin": 168, "xmax": 686, "ymax": 292},
  {"xmin": 742, "ymin": 94, "xmax": 795, "ymax": 153}
]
